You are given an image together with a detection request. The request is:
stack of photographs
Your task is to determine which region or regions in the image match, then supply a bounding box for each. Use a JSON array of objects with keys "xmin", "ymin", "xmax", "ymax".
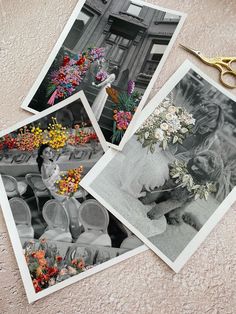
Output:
[{"xmin": 1, "ymin": 0, "xmax": 235, "ymax": 305}]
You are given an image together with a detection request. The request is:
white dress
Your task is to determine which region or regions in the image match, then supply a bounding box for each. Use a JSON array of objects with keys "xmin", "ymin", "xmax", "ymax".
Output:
[
  {"xmin": 41, "ymin": 163, "xmax": 81, "ymax": 237},
  {"xmin": 90, "ymin": 135, "xmax": 175, "ymax": 238},
  {"xmin": 42, "ymin": 163, "xmax": 63, "ymax": 200},
  {"xmin": 92, "ymin": 73, "xmax": 116, "ymax": 121}
]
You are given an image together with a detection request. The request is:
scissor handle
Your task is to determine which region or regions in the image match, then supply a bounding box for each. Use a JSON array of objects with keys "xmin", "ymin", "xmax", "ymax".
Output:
[
  {"xmin": 219, "ymin": 57, "xmax": 236, "ymax": 71},
  {"xmin": 220, "ymin": 70, "xmax": 236, "ymax": 89},
  {"xmin": 227, "ymin": 58, "xmax": 236, "ymax": 71}
]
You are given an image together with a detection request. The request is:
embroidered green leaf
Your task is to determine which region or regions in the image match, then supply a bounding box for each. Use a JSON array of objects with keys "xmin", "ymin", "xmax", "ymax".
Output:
[
  {"xmin": 204, "ymin": 191, "xmax": 209, "ymax": 200},
  {"xmin": 162, "ymin": 139, "xmax": 168, "ymax": 150},
  {"xmin": 192, "ymin": 185, "xmax": 201, "ymax": 190},
  {"xmin": 172, "ymin": 173, "xmax": 180, "ymax": 178},
  {"xmin": 173, "ymin": 135, "xmax": 178, "ymax": 144},
  {"xmin": 150, "ymin": 145, "xmax": 155, "ymax": 154}
]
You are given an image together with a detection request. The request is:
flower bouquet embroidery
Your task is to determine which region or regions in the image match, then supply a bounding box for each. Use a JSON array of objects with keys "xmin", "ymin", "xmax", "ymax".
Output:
[
  {"xmin": 16, "ymin": 117, "xmax": 69, "ymax": 151},
  {"xmin": 67, "ymin": 123, "xmax": 98, "ymax": 146},
  {"xmin": 47, "ymin": 47, "xmax": 106, "ymax": 105},
  {"xmin": 95, "ymin": 69, "xmax": 109, "ymax": 83},
  {"xmin": 106, "ymin": 80, "xmax": 142, "ymax": 143},
  {"xmin": 43, "ymin": 117, "xmax": 69, "ymax": 150},
  {"xmin": 169, "ymin": 160, "xmax": 217, "ymax": 200},
  {"xmin": 24, "ymin": 239, "xmax": 88, "ymax": 293},
  {"xmin": 136, "ymin": 97, "xmax": 195, "ymax": 153},
  {"xmin": 55, "ymin": 166, "xmax": 83, "ymax": 197}
]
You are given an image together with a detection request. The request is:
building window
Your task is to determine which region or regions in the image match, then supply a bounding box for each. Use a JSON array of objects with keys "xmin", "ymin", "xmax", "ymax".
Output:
[
  {"xmin": 103, "ymin": 32, "xmax": 131, "ymax": 66},
  {"xmin": 141, "ymin": 43, "xmax": 167, "ymax": 76},
  {"xmin": 127, "ymin": 3, "xmax": 143, "ymax": 16},
  {"xmin": 164, "ymin": 12, "xmax": 180, "ymax": 20},
  {"xmin": 77, "ymin": 10, "xmax": 91, "ymax": 25},
  {"xmin": 63, "ymin": 9, "xmax": 93, "ymax": 50}
]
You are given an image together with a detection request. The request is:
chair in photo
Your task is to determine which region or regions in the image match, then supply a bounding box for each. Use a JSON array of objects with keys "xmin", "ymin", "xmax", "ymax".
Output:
[
  {"xmin": 72, "ymin": 186, "xmax": 88, "ymax": 201},
  {"xmin": 25, "ymin": 174, "xmax": 51, "ymax": 213},
  {"xmin": 40, "ymin": 200, "xmax": 72, "ymax": 243},
  {"xmin": 120, "ymin": 235, "xmax": 143, "ymax": 250},
  {"xmin": 1, "ymin": 174, "xmax": 28, "ymax": 198},
  {"xmin": 76, "ymin": 199, "xmax": 111, "ymax": 247},
  {"xmin": 9, "ymin": 197, "xmax": 34, "ymax": 239}
]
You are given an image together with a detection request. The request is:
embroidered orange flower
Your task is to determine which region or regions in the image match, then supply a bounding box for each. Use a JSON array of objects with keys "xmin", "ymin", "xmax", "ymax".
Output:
[
  {"xmin": 35, "ymin": 250, "xmax": 45, "ymax": 259},
  {"xmin": 36, "ymin": 266, "xmax": 43, "ymax": 277},
  {"xmin": 106, "ymin": 87, "xmax": 119, "ymax": 104},
  {"xmin": 77, "ymin": 259, "xmax": 85, "ymax": 269},
  {"xmin": 38, "ymin": 258, "xmax": 47, "ymax": 267}
]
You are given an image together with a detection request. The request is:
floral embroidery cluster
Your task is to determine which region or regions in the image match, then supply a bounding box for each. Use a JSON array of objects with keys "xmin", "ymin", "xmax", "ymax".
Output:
[
  {"xmin": 24, "ymin": 239, "xmax": 89, "ymax": 293},
  {"xmin": 113, "ymin": 110, "xmax": 133, "ymax": 131},
  {"xmin": 67, "ymin": 123, "xmax": 98, "ymax": 146},
  {"xmin": 106, "ymin": 80, "xmax": 142, "ymax": 143},
  {"xmin": 0, "ymin": 119, "xmax": 98, "ymax": 152},
  {"xmin": 0, "ymin": 135, "xmax": 16, "ymax": 150},
  {"xmin": 169, "ymin": 160, "xmax": 217, "ymax": 200},
  {"xmin": 95, "ymin": 69, "xmax": 108, "ymax": 83},
  {"xmin": 43, "ymin": 117, "xmax": 68, "ymax": 150},
  {"xmin": 136, "ymin": 97, "xmax": 196, "ymax": 153},
  {"xmin": 0, "ymin": 127, "xmax": 43, "ymax": 152},
  {"xmin": 47, "ymin": 47, "xmax": 106, "ymax": 105},
  {"xmin": 55, "ymin": 166, "xmax": 83, "ymax": 197}
]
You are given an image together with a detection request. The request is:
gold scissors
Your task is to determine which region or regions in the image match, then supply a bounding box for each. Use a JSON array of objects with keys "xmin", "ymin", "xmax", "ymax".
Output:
[{"xmin": 180, "ymin": 44, "xmax": 236, "ymax": 89}]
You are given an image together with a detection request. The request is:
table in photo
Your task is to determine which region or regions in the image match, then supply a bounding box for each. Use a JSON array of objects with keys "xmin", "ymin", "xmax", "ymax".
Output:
[{"xmin": 0, "ymin": 143, "xmax": 103, "ymax": 177}]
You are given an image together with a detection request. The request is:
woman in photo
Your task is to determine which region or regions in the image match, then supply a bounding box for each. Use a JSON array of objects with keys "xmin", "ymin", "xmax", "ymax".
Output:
[
  {"xmin": 120, "ymin": 101, "xmax": 224, "ymax": 198},
  {"xmin": 37, "ymin": 144, "xmax": 62, "ymax": 200},
  {"xmin": 36, "ymin": 144, "xmax": 81, "ymax": 238},
  {"xmin": 91, "ymin": 66, "xmax": 120, "ymax": 121}
]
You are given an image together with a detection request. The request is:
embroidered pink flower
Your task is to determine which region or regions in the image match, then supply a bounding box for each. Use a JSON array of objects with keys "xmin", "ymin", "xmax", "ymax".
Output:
[{"xmin": 114, "ymin": 111, "xmax": 133, "ymax": 131}]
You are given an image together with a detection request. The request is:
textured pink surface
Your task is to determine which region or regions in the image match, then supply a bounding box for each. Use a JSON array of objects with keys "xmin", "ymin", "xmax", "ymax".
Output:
[{"xmin": 0, "ymin": 0, "xmax": 236, "ymax": 313}]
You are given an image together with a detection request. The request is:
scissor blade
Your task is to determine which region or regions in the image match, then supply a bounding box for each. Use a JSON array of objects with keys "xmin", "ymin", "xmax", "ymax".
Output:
[{"xmin": 179, "ymin": 44, "xmax": 201, "ymax": 57}]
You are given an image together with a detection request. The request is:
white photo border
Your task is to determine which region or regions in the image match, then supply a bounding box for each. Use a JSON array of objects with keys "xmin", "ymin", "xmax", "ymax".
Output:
[
  {"xmin": 80, "ymin": 60, "xmax": 236, "ymax": 273},
  {"xmin": 0, "ymin": 90, "xmax": 147, "ymax": 303},
  {"xmin": 20, "ymin": 0, "xmax": 187, "ymax": 150}
]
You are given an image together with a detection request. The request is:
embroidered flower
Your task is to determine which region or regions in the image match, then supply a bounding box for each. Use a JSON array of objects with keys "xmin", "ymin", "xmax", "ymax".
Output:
[
  {"xmin": 168, "ymin": 105, "xmax": 176, "ymax": 113},
  {"xmin": 165, "ymin": 113, "xmax": 175, "ymax": 121},
  {"xmin": 68, "ymin": 266, "xmax": 77, "ymax": 275},
  {"xmin": 160, "ymin": 123, "xmax": 169, "ymax": 131},
  {"xmin": 136, "ymin": 98, "xmax": 195, "ymax": 152},
  {"xmin": 154, "ymin": 128, "xmax": 164, "ymax": 140}
]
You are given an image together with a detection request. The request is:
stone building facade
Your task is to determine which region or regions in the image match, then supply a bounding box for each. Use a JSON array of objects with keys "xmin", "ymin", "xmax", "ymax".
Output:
[{"xmin": 64, "ymin": 0, "xmax": 180, "ymax": 91}]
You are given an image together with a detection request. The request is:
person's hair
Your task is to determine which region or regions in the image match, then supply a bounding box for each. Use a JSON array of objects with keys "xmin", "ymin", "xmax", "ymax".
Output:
[
  {"xmin": 192, "ymin": 102, "xmax": 224, "ymax": 151},
  {"xmin": 36, "ymin": 144, "xmax": 50, "ymax": 173},
  {"xmin": 110, "ymin": 66, "xmax": 120, "ymax": 78}
]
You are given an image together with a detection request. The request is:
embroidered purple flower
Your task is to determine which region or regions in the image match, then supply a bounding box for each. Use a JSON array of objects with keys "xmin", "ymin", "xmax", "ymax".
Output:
[
  {"xmin": 127, "ymin": 80, "xmax": 135, "ymax": 95},
  {"xmin": 95, "ymin": 69, "xmax": 108, "ymax": 82}
]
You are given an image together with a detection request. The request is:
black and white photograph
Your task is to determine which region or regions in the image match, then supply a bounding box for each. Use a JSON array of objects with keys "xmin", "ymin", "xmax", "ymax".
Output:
[
  {"xmin": 21, "ymin": 0, "xmax": 185, "ymax": 148},
  {"xmin": 81, "ymin": 61, "xmax": 236, "ymax": 272},
  {"xmin": 0, "ymin": 92, "xmax": 144, "ymax": 303}
]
